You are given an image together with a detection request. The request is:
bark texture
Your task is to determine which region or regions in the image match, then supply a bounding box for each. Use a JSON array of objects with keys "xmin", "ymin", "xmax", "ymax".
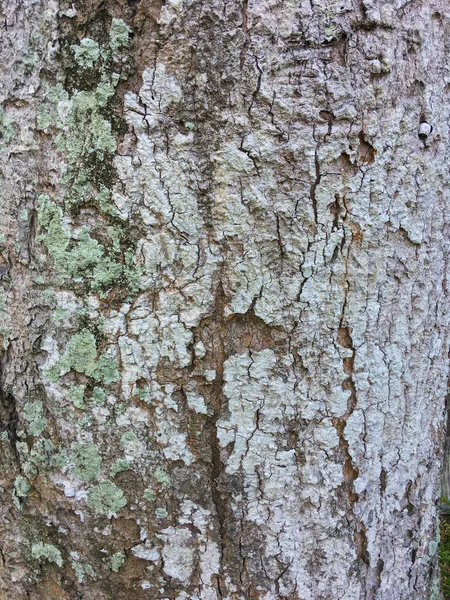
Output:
[{"xmin": 0, "ymin": 0, "xmax": 449, "ymax": 598}]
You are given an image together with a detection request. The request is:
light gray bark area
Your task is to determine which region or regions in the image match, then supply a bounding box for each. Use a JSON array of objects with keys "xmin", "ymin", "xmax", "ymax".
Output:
[{"xmin": 0, "ymin": 0, "xmax": 449, "ymax": 599}]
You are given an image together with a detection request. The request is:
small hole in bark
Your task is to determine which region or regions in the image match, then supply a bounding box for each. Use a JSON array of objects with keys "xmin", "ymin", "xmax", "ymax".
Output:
[
  {"xmin": 358, "ymin": 131, "xmax": 376, "ymax": 163},
  {"xmin": 319, "ymin": 109, "xmax": 334, "ymax": 121}
]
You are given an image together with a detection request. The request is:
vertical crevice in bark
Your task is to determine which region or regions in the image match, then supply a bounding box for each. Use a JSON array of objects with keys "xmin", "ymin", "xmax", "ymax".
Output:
[
  {"xmin": 334, "ymin": 216, "xmax": 369, "ymax": 569},
  {"xmin": 310, "ymin": 140, "xmax": 321, "ymax": 227},
  {"xmin": 0, "ymin": 351, "xmax": 20, "ymax": 468},
  {"xmin": 239, "ymin": 0, "xmax": 249, "ymax": 70},
  {"xmin": 203, "ymin": 283, "xmax": 228, "ymax": 596}
]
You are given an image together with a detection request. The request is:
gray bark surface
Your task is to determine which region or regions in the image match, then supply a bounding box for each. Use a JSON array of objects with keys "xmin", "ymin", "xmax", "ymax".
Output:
[{"xmin": 0, "ymin": 0, "xmax": 449, "ymax": 598}]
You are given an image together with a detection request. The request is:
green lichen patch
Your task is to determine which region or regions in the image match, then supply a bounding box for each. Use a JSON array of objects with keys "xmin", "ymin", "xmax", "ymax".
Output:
[
  {"xmin": 69, "ymin": 384, "xmax": 86, "ymax": 409},
  {"xmin": 92, "ymin": 386, "xmax": 105, "ymax": 406},
  {"xmin": 120, "ymin": 431, "xmax": 137, "ymax": 446},
  {"xmin": 154, "ymin": 467, "xmax": 170, "ymax": 488},
  {"xmin": 0, "ymin": 107, "xmax": 14, "ymax": 144},
  {"xmin": 80, "ymin": 413, "xmax": 92, "ymax": 429},
  {"xmin": 23, "ymin": 461, "xmax": 38, "ymax": 479},
  {"xmin": 27, "ymin": 438, "xmax": 68, "ymax": 473},
  {"xmin": 110, "ymin": 459, "xmax": 130, "ymax": 477},
  {"xmin": 50, "ymin": 329, "xmax": 119, "ymax": 384},
  {"xmin": 109, "ymin": 19, "xmax": 131, "ymax": 53},
  {"xmin": 36, "ymin": 108, "xmax": 53, "ymax": 130},
  {"xmin": 55, "ymin": 73, "xmax": 119, "ymax": 204},
  {"xmin": 23, "ymin": 401, "xmax": 47, "ymax": 437},
  {"xmin": 108, "ymin": 551, "xmax": 125, "ymax": 572},
  {"xmin": 87, "ymin": 480, "xmax": 127, "ymax": 516},
  {"xmin": 72, "ymin": 442, "xmax": 102, "ymax": 481},
  {"xmin": 53, "ymin": 307, "xmax": 69, "ymax": 322},
  {"xmin": 95, "ymin": 351, "xmax": 119, "ymax": 384},
  {"xmin": 136, "ymin": 386, "xmax": 149, "ymax": 402},
  {"xmin": 31, "ymin": 542, "xmax": 63, "ymax": 567},
  {"xmin": 36, "ymin": 83, "xmax": 68, "ymax": 131},
  {"xmin": 155, "ymin": 507, "xmax": 168, "ymax": 519},
  {"xmin": 71, "ymin": 38, "xmax": 100, "ymax": 69},
  {"xmin": 36, "ymin": 19, "xmax": 143, "ymax": 302},
  {"xmin": 37, "ymin": 196, "xmax": 70, "ymax": 270},
  {"xmin": 37, "ymin": 196, "xmax": 141, "ymax": 295},
  {"xmin": 71, "ymin": 560, "xmax": 95, "ymax": 583},
  {"xmin": 59, "ymin": 329, "xmax": 98, "ymax": 377},
  {"xmin": 13, "ymin": 475, "xmax": 30, "ymax": 505},
  {"xmin": 143, "ymin": 488, "xmax": 156, "ymax": 502},
  {"xmin": 57, "ymin": 86, "xmax": 117, "ymax": 166}
]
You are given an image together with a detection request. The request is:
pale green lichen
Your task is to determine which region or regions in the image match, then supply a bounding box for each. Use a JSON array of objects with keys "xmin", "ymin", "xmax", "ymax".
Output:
[
  {"xmin": 23, "ymin": 461, "xmax": 38, "ymax": 479},
  {"xmin": 71, "ymin": 560, "xmax": 95, "ymax": 583},
  {"xmin": 80, "ymin": 414, "xmax": 92, "ymax": 429},
  {"xmin": 53, "ymin": 307, "xmax": 69, "ymax": 321},
  {"xmin": 23, "ymin": 401, "xmax": 47, "ymax": 436},
  {"xmin": 95, "ymin": 351, "xmax": 119, "ymax": 384},
  {"xmin": 0, "ymin": 329, "xmax": 10, "ymax": 350},
  {"xmin": 155, "ymin": 508, "xmax": 168, "ymax": 519},
  {"xmin": 46, "ymin": 82, "xmax": 69, "ymax": 104},
  {"xmin": 120, "ymin": 431, "xmax": 137, "ymax": 446},
  {"xmin": 143, "ymin": 488, "xmax": 156, "ymax": 501},
  {"xmin": 36, "ymin": 108, "xmax": 53, "ymax": 130},
  {"xmin": 52, "ymin": 448, "xmax": 69, "ymax": 469},
  {"xmin": 73, "ymin": 234, "xmax": 108, "ymax": 273},
  {"xmin": 73, "ymin": 442, "xmax": 102, "ymax": 481},
  {"xmin": 92, "ymin": 387, "xmax": 105, "ymax": 406},
  {"xmin": 31, "ymin": 542, "xmax": 63, "ymax": 567},
  {"xmin": 49, "ymin": 329, "xmax": 119, "ymax": 384},
  {"xmin": 108, "ymin": 551, "xmax": 125, "ymax": 572},
  {"xmin": 58, "ymin": 96, "xmax": 117, "ymax": 162},
  {"xmin": 97, "ymin": 186, "xmax": 118, "ymax": 217},
  {"xmin": 44, "ymin": 364, "xmax": 60, "ymax": 383},
  {"xmin": 13, "ymin": 475, "xmax": 30, "ymax": 500},
  {"xmin": 28, "ymin": 438, "xmax": 68, "ymax": 471},
  {"xmin": 87, "ymin": 480, "xmax": 127, "ymax": 516},
  {"xmin": 37, "ymin": 197, "xmax": 70, "ymax": 270},
  {"xmin": 69, "ymin": 384, "xmax": 86, "ymax": 409},
  {"xmin": 16, "ymin": 441, "xmax": 29, "ymax": 461},
  {"xmin": 114, "ymin": 403, "xmax": 126, "ymax": 417},
  {"xmin": 109, "ymin": 18, "xmax": 131, "ymax": 53},
  {"xmin": 55, "ymin": 77, "xmax": 117, "ymax": 175},
  {"xmin": 136, "ymin": 386, "xmax": 149, "ymax": 402},
  {"xmin": 35, "ymin": 83, "xmax": 68, "ymax": 131},
  {"xmin": 36, "ymin": 20, "xmax": 142, "ymax": 302},
  {"xmin": 71, "ymin": 38, "xmax": 100, "ymax": 69},
  {"xmin": 110, "ymin": 459, "xmax": 130, "ymax": 477},
  {"xmin": 37, "ymin": 196, "xmax": 140, "ymax": 295},
  {"xmin": 22, "ymin": 30, "xmax": 42, "ymax": 73},
  {"xmin": 58, "ymin": 329, "xmax": 98, "ymax": 377},
  {"xmin": 0, "ymin": 107, "xmax": 14, "ymax": 144},
  {"xmin": 154, "ymin": 467, "xmax": 170, "ymax": 488}
]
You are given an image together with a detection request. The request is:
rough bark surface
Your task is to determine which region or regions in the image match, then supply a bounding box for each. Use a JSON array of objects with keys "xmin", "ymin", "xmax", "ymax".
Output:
[{"xmin": 0, "ymin": 0, "xmax": 449, "ymax": 598}]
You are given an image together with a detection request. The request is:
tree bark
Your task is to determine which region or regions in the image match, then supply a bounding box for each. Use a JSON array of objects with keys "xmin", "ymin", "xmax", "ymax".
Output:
[{"xmin": 0, "ymin": 0, "xmax": 449, "ymax": 598}]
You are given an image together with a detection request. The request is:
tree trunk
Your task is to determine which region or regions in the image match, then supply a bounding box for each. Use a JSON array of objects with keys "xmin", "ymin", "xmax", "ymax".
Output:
[{"xmin": 0, "ymin": 0, "xmax": 449, "ymax": 598}]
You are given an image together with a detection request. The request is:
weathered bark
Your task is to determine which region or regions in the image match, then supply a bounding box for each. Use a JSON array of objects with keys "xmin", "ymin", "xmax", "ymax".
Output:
[{"xmin": 0, "ymin": 0, "xmax": 449, "ymax": 598}]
